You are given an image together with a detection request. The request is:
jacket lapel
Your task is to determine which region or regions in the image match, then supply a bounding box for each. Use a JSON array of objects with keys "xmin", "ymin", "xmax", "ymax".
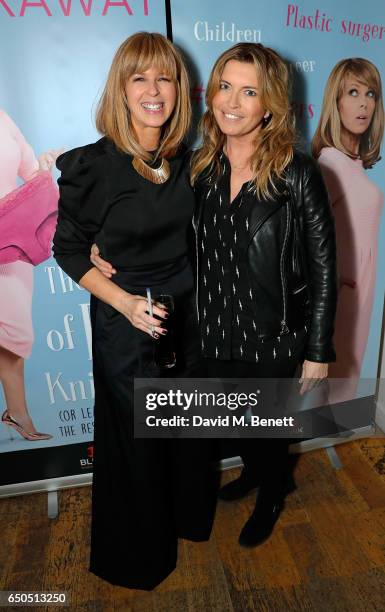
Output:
[{"xmin": 248, "ymin": 192, "xmax": 288, "ymax": 240}]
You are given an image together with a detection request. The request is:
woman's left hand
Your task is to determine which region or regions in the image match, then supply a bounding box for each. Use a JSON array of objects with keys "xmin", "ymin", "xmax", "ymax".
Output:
[
  {"xmin": 90, "ymin": 243, "xmax": 116, "ymax": 278},
  {"xmin": 299, "ymin": 360, "xmax": 328, "ymax": 395},
  {"xmin": 38, "ymin": 148, "xmax": 64, "ymax": 172}
]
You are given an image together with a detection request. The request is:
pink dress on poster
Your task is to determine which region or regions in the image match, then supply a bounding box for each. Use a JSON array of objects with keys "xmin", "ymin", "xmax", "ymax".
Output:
[
  {"xmin": 0, "ymin": 110, "xmax": 39, "ymax": 358},
  {"xmin": 318, "ymin": 147, "xmax": 384, "ymax": 401}
]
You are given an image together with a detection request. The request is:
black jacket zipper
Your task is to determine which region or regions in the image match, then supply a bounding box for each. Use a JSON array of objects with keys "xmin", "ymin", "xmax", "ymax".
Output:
[
  {"xmin": 279, "ymin": 201, "xmax": 291, "ymax": 335},
  {"xmin": 192, "ymin": 215, "xmax": 200, "ymax": 323}
]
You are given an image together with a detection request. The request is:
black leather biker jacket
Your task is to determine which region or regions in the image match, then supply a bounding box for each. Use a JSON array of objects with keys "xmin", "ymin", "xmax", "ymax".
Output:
[{"xmin": 193, "ymin": 151, "xmax": 338, "ymax": 363}]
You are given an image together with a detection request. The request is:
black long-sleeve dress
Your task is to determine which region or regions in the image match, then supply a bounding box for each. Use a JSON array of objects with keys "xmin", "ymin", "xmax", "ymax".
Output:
[{"xmin": 53, "ymin": 137, "xmax": 217, "ymax": 590}]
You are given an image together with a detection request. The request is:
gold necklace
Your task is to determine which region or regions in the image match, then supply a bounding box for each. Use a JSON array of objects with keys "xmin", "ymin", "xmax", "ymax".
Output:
[{"xmin": 132, "ymin": 156, "xmax": 170, "ymax": 184}]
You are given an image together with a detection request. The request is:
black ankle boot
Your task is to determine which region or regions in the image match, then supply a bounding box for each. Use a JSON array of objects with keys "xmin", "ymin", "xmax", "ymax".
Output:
[
  {"xmin": 218, "ymin": 469, "xmax": 260, "ymax": 501},
  {"xmin": 238, "ymin": 493, "xmax": 285, "ymax": 548}
]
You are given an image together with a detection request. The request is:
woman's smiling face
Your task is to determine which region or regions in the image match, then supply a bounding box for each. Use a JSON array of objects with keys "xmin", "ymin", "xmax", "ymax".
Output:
[
  {"xmin": 212, "ymin": 60, "xmax": 270, "ymax": 139},
  {"xmin": 125, "ymin": 66, "xmax": 177, "ymax": 135}
]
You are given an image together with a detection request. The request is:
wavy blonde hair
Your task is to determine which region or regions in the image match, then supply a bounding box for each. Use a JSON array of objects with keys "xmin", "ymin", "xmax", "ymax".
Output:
[
  {"xmin": 312, "ymin": 58, "xmax": 384, "ymax": 169},
  {"xmin": 96, "ymin": 32, "xmax": 191, "ymax": 160},
  {"xmin": 190, "ymin": 43, "xmax": 296, "ymax": 199}
]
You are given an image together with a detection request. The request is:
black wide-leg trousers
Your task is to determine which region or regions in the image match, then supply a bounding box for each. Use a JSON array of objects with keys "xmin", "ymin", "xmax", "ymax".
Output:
[
  {"xmin": 204, "ymin": 330, "xmax": 307, "ymax": 502},
  {"xmin": 89, "ymin": 267, "xmax": 217, "ymax": 591}
]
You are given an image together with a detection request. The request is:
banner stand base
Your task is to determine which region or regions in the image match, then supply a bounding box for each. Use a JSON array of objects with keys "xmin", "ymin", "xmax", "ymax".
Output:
[
  {"xmin": 325, "ymin": 446, "xmax": 343, "ymax": 469},
  {"xmin": 0, "ymin": 472, "xmax": 92, "ymax": 500},
  {"xmin": 48, "ymin": 490, "xmax": 59, "ymax": 519},
  {"xmin": 218, "ymin": 424, "xmax": 375, "ymax": 472},
  {"xmin": 0, "ymin": 425, "xmax": 377, "ymax": 504}
]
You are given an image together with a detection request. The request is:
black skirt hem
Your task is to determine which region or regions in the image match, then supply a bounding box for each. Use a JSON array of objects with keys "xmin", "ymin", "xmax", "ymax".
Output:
[{"xmin": 89, "ymin": 563, "xmax": 176, "ymax": 591}]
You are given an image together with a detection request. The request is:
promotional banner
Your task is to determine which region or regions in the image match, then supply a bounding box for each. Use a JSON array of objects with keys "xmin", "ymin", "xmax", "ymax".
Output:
[
  {"xmin": 1, "ymin": 0, "xmax": 384, "ymax": 492},
  {"xmin": 0, "ymin": 1, "xmax": 168, "ymax": 488},
  {"xmin": 171, "ymin": 0, "xmax": 385, "ymax": 415}
]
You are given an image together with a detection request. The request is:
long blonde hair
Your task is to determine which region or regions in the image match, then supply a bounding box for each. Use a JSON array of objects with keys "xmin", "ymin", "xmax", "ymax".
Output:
[
  {"xmin": 96, "ymin": 32, "xmax": 191, "ymax": 160},
  {"xmin": 312, "ymin": 58, "xmax": 384, "ymax": 169},
  {"xmin": 190, "ymin": 43, "xmax": 296, "ymax": 199}
]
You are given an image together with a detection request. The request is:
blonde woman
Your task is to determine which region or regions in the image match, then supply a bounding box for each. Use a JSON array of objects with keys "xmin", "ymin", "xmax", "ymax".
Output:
[
  {"xmin": 312, "ymin": 59, "xmax": 384, "ymax": 400},
  {"xmin": 190, "ymin": 43, "xmax": 337, "ymax": 547},
  {"xmin": 53, "ymin": 32, "xmax": 217, "ymax": 590}
]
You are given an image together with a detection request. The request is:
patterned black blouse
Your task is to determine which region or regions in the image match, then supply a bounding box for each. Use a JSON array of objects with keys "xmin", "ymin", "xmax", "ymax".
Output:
[{"xmin": 198, "ymin": 152, "xmax": 306, "ymax": 364}]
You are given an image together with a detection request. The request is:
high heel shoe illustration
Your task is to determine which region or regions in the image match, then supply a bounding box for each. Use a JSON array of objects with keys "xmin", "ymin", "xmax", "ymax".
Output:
[{"xmin": 1, "ymin": 409, "xmax": 52, "ymax": 441}]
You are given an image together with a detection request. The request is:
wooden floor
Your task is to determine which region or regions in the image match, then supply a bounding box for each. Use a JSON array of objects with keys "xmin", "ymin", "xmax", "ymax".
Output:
[{"xmin": 2, "ymin": 439, "xmax": 385, "ymax": 611}]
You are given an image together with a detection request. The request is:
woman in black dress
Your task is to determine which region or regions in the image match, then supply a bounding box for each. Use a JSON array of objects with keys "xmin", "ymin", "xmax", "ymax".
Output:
[
  {"xmin": 53, "ymin": 32, "xmax": 217, "ymax": 591},
  {"xmin": 190, "ymin": 43, "xmax": 337, "ymax": 547}
]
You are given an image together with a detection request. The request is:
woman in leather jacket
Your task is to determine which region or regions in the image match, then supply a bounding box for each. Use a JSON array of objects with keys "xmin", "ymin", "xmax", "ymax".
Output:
[{"xmin": 190, "ymin": 42, "xmax": 337, "ymax": 547}]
